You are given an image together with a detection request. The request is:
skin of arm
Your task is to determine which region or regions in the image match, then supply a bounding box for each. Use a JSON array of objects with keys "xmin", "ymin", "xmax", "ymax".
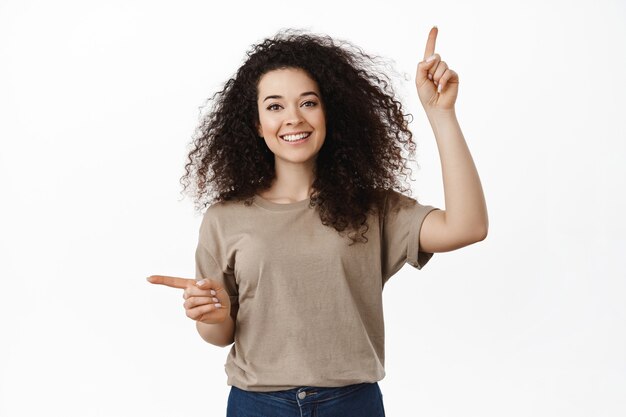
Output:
[
  {"xmin": 196, "ymin": 314, "xmax": 235, "ymax": 347},
  {"xmin": 418, "ymin": 107, "xmax": 489, "ymax": 254}
]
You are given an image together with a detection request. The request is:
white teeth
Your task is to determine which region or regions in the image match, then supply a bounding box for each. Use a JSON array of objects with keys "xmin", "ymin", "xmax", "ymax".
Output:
[{"xmin": 282, "ymin": 132, "xmax": 310, "ymax": 142}]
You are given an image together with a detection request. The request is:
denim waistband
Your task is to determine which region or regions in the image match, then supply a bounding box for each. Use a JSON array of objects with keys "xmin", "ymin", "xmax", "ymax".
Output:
[{"xmin": 235, "ymin": 381, "xmax": 378, "ymax": 406}]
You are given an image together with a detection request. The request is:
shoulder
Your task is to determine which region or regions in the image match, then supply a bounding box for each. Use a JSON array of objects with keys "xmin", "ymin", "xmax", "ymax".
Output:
[
  {"xmin": 199, "ymin": 198, "xmax": 249, "ymax": 230},
  {"xmin": 383, "ymin": 188, "xmax": 429, "ymax": 213},
  {"xmin": 203, "ymin": 197, "xmax": 250, "ymax": 215}
]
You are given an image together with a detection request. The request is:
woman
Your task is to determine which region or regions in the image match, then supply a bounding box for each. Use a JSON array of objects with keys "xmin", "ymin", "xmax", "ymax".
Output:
[{"xmin": 148, "ymin": 26, "xmax": 488, "ymax": 416}]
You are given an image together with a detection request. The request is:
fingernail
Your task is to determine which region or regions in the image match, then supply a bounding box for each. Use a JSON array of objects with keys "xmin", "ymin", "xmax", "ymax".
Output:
[
  {"xmin": 196, "ymin": 279, "xmax": 206, "ymax": 286},
  {"xmin": 210, "ymin": 289, "xmax": 216, "ymax": 296},
  {"xmin": 438, "ymin": 83, "xmax": 442, "ymax": 93},
  {"xmin": 215, "ymin": 303, "xmax": 222, "ymax": 308},
  {"xmin": 426, "ymin": 54, "xmax": 436, "ymax": 62},
  {"xmin": 428, "ymin": 74, "xmax": 432, "ymax": 80},
  {"xmin": 212, "ymin": 297, "xmax": 219, "ymax": 303}
]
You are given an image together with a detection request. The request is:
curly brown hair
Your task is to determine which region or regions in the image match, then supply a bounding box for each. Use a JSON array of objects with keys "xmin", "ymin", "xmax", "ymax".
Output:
[{"xmin": 180, "ymin": 28, "xmax": 425, "ymax": 245}]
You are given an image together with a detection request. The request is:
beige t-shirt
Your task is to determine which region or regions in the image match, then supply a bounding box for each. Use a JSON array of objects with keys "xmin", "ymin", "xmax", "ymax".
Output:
[{"xmin": 194, "ymin": 189, "xmax": 439, "ymax": 392}]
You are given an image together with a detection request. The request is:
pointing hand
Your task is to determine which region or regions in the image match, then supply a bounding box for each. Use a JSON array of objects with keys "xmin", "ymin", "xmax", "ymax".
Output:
[
  {"xmin": 147, "ymin": 275, "xmax": 231, "ymax": 324},
  {"xmin": 415, "ymin": 26, "xmax": 460, "ymax": 112}
]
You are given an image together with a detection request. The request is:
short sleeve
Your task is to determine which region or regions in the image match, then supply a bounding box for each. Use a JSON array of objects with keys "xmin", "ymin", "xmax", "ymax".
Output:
[
  {"xmin": 195, "ymin": 209, "xmax": 239, "ymax": 323},
  {"xmin": 381, "ymin": 189, "xmax": 440, "ymax": 284}
]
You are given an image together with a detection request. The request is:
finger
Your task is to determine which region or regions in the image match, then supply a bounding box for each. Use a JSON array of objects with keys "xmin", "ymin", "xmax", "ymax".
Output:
[
  {"xmin": 184, "ymin": 296, "xmax": 219, "ymax": 309},
  {"xmin": 147, "ymin": 275, "xmax": 196, "ymax": 289},
  {"xmin": 196, "ymin": 278, "xmax": 226, "ymax": 296},
  {"xmin": 186, "ymin": 303, "xmax": 222, "ymax": 320},
  {"xmin": 423, "ymin": 26, "xmax": 438, "ymax": 61},
  {"xmin": 183, "ymin": 279, "xmax": 224, "ymax": 299},
  {"xmin": 438, "ymin": 69, "xmax": 459, "ymax": 94},
  {"xmin": 416, "ymin": 53, "xmax": 440, "ymax": 84},
  {"xmin": 432, "ymin": 61, "xmax": 449, "ymax": 85}
]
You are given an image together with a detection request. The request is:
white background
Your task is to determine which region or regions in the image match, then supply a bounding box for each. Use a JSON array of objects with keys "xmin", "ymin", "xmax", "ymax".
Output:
[{"xmin": 1, "ymin": 0, "xmax": 625, "ymax": 416}]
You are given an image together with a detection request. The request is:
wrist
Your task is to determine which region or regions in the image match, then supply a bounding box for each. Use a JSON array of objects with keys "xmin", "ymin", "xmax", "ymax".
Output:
[
  {"xmin": 425, "ymin": 107, "xmax": 456, "ymax": 120},
  {"xmin": 196, "ymin": 314, "xmax": 235, "ymax": 347}
]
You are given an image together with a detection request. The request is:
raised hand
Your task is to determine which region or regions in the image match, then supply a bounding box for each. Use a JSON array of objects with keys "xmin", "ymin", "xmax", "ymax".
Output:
[
  {"xmin": 415, "ymin": 26, "xmax": 459, "ymax": 112},
  {"xmin": 147, "ymin": 275, "xmax": 231, "ymax": 324}
]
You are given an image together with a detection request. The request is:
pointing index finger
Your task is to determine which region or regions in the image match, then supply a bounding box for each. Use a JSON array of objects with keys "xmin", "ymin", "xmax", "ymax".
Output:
[
  {"xmin": 147, "ymin": 275, "xmax": 196, "ymax": 289},
  {"xmin": 424, "ymin": 26, "xmax": 438, "ymax": 60}
]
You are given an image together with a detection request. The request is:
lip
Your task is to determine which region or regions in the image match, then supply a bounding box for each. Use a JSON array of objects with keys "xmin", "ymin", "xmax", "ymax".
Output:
[{"xmin": 279, "ymin": 131, "xmax": 312, "ymax": 138}]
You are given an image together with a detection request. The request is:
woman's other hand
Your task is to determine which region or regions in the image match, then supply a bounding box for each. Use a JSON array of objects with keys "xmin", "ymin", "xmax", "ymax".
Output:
[{"xmin": 147, "ymin": 275, "xmax": 231, "ymax": 325}]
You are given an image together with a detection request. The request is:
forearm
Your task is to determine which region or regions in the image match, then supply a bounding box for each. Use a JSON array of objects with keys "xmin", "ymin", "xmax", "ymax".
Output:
[
  {"xmin": 195, "ymin": 315, "xmax": 235, "ymax": 347},
  {"xmin": 426, "ymin": 108, "xmax": 488, "ymax": 237}
]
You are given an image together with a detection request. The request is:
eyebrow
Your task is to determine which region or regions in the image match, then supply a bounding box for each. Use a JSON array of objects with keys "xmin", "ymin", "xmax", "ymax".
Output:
[{"xmin": 262, "ymin": 91, "xmax": 319, "ymax": 102}]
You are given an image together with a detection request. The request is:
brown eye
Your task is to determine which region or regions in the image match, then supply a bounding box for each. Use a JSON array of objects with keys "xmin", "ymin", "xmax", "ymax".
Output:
[{"xmin": 267, "ymin": 104, "xmax": 281, "ymax": 111}]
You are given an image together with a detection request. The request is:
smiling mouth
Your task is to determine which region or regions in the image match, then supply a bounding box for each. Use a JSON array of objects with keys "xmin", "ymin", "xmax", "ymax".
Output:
[{"xmin": 280, "ymin": 132, "xmax": 312, "ymax": 143}]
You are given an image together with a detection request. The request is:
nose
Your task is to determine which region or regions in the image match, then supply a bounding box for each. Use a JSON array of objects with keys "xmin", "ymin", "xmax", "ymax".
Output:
[{"xmin": 284, "ymin": 106, "xmax": 303, "ymax": 125}]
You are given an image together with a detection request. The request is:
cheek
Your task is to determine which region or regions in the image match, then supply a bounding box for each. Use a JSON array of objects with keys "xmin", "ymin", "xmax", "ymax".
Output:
[
  {"xmin": 314, "ymin": 116, "xmax": 326, "ymax": 137},
  {"xmin": 313, "ymin": 110, "xmax": 326, "ymax": 129},
  {"xmin": 259, "ymin": 117, "xmax": 281, "ymax": 135}
]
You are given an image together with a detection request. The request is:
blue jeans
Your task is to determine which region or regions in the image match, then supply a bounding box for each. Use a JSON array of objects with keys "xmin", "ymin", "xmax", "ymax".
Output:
[{"xmin": 227, "ymin": 381, "xmax": 386, "ymax": 417}]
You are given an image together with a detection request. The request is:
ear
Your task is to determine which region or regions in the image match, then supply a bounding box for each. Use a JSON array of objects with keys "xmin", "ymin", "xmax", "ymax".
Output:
[{"xmin": 256, "ymin": 123, "xmax": 263, "ymax": 138}]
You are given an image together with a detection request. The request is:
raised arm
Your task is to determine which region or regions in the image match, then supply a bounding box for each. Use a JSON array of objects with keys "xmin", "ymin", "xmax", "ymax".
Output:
[{"xmin": 414, "ymin": 26, "xmax": 489, "ymax": 253}]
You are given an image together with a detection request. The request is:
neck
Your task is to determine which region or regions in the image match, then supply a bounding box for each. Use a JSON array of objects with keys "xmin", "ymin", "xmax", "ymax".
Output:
[{"xmin": 262, "ymin": 159, "xmax": 316, "ymax": 200}]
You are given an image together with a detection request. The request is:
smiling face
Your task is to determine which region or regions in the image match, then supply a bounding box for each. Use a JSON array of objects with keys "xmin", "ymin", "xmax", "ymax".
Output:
[{"xmin": 256, "ymin": 67, "xmax": 326, "ymax": 168}]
